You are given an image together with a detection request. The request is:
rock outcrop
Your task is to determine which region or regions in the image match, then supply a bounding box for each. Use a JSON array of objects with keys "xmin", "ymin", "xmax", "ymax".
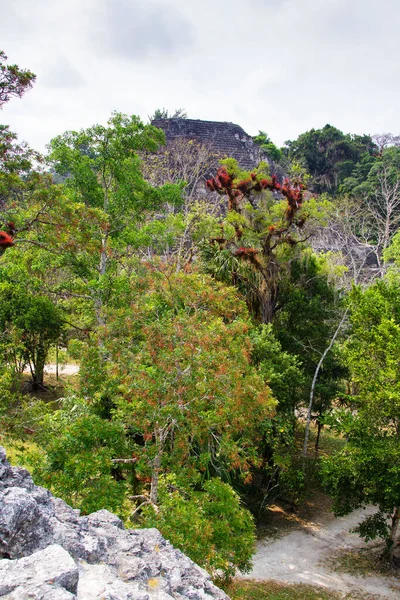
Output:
[{"xmin": 0, "ymin": 446, "xmax": 229, "ymax": 600}]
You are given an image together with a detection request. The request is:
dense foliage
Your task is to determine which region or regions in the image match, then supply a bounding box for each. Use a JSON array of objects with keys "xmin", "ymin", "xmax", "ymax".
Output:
[
  {"xmin": 322, "ymin": 280, "xmax": 400, "ymax": 559},
  {"xmin": 283, "ymin": 124, "xmax": 377, "ymax": 195},
  {"xmin": 1, "ymin": 49, "xmax": 400, "ymax": 578}
]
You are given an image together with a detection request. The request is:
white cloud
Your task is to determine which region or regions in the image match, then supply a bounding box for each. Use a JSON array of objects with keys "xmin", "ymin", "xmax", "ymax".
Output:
[
  {"xmin": 96, "ymin": 0, "xmax": 194, "ymax": 60},
  {"xmin": 41, "ymin": 56, "xmax": 85, "ymax": 89},
  {"xmin": 1, "ymin": 0, "xmax": 399, "ymax": 151}
]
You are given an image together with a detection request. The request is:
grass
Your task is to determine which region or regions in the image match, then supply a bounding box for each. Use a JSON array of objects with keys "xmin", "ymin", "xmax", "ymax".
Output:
[
  {"xmin": 323, "ymin": 546, "xmax": 400, "ymax": 580},
  {"xmin": 294, "ymin": 422, "xmax": 347, "ymax": 459},
  {"xmin": 223, "ymin": 579, "xmax": 376, "ymax": 600},
  {"xmin": 0, "ymin": 434, "xmax": 40, "ymax": 469}
]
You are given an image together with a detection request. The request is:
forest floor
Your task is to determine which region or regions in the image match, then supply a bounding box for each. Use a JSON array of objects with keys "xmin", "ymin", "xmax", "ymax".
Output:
[{"xmin": 240, "ymin": 502, "xmax": 400, "ymax": 599}]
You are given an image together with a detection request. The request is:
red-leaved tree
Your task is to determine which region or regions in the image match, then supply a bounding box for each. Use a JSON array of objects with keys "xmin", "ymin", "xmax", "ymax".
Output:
[{"xmin": 203, "ymin": 162, "xmax": 321, "ymax": 322}]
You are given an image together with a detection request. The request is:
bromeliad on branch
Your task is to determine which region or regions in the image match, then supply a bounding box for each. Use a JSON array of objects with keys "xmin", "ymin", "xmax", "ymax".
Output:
[
  {"xmin": 206, "ymin": 167, "xmax": 305, "ymax": 223},
  {"xmin": 0, "ymin": 223, "xmax": 15, "ymax": 255},
  {"xmin": 204, "ymin": 163, "xmax": 317, "ymax": 323}
]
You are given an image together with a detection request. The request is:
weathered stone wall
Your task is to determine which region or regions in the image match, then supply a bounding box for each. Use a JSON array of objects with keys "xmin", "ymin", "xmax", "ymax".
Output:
[
  {"xmin": 151, "ymin": 118, "xmax": 267, "ymax": 170},
  {"xmin": 0, "ymin": 446, "xmax": 229, "ymax": 600}
]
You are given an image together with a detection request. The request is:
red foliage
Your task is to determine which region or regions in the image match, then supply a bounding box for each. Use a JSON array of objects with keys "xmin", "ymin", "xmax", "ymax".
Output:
[
  {"xmin": 217, "ymin": 167, "xmax": 232, "ymax": 188},
  {"xmin": 205, "ymin": 167, "xmax": 306, "ymax": 225},
  {"xmin": 0, "ymin": 231, "xmax": 14, "ymax": 251},
  {"xmin": 206, "ymin": 167, "xmax": 233, "ymax": 194},
  {"xmin": 236, "ymin": 179, "xmax": 252, "ymax": 193},
  {"xmin": 206, "ymin": 179, "xmax": 216, "ymax": 192},
  {"xmin": 235, "ymin": 246, "xmax": 259, "ymax": 257}
]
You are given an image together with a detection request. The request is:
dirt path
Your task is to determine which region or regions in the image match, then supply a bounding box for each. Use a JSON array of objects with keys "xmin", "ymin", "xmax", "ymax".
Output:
[
  {"xmin": 23, "ymin": 363, "xmax": 80, "ymax": 376},
  {"xmin": 44, "ymin": 363, "xmax": 80, "ymax": 376},
  {"xmin": 242, "ymin": 506, "xmax": 400, "ymax": 599}
]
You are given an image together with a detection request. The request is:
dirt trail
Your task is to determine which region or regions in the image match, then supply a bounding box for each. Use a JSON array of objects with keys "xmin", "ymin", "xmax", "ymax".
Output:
[
  {"xmin": 44, "ymin": 363, "xmax": 79, "ymax": 375},
  {"xmin": 242, "ymin": 506, "xmax": 400, "ymax": 599},
  {"xmin": 23, "ymin": 363, "xmax": 80, "ymax": 376}
]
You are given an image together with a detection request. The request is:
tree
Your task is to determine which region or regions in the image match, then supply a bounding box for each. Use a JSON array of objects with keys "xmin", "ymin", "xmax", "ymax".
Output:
[
  {"xmin": 0, "ymin": 50, "xmax": 35, "ymax": 107},
  {"xmin": 0, "ymin": 282, "xmax": 63, "ymax": 388},
  {"xmin": 141, "ymin": 137, "xmax": 222, "ymax": 270},
  {"xmin": 272, "ymin": 251, "xmax": 347, "ymax": 454},
  {"xmin": 202, "ymin": 159, "xmax": 330, "ymax": 323},
  {"xmin": 252, "ymin": 131, "xmax": 282, "ymax": 162},
  {"xmin": 47, "ymin": 112, "xmax": 182, "ymax": 322},
  {"xmin": 284, "ymin": 125, "xmax": 377, "ymax": 195},
  {"xmin": 322, "ymin": 280, "xmax": 400, "ymax": 562},
  {"xmin": 0, "ymin": 50, "xmax": 39, "ymax": 221},
  {"xmin": 89, "ymin": 266, "xmax": 275, "ymax": 509},
  {"xmin": 0, "ymin": 167, "xmax": 108, "ymax": 341},
  {"xmin": 248, "ymin": 324, "xmax": 306, "ymax": 511},
  {"xmin": 0, "ymin": 125, "xmax": 38, "ymax": 177},
  {"xmin": 251, "ymin": 323, "xmax": 304, "ymax": 423},
  {"xmin": 333, "ymin": 147, "xmax": 400, "ymax": 280},
  {"xmin": 141, "ymin": 476, "xmax": 255, "ymax": 581},
  {"xmin": 372, "ymin": 132, "xmax": 400, "ymax": 154},
  {"xmin": 149, "ymin": 107, "xmax": 187, "ymax": 120},
  {"xmin": 24, "ymin": 397, "xmax": 128, "ymax": 514},
  {"xmin": 302, "ymin": 308, "xmax": 348, "ymax": 456},
  {"xmin": 142, "ymin": 136, "xmax": 221, "ymax": 202}
]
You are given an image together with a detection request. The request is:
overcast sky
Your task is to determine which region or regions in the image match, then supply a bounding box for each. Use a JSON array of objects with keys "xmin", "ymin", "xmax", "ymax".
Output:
[{"xmin": 1, "ymin": 0, "xmax": 399, "ymax": 152}]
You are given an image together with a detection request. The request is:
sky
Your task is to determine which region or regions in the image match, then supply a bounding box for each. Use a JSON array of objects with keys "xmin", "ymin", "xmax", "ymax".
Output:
[{"xmin": 1, "ymin": 0, "xmax": 400, "ymax": 152}]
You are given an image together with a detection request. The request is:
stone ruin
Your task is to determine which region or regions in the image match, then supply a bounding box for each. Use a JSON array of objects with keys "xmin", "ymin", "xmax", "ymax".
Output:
[{"xmin": 151, "ymin": 118, "xmax": 267, "ymax": 171}]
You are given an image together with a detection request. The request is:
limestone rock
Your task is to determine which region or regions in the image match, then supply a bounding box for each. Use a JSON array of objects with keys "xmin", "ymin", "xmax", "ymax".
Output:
[
  {"xmin": 0, "ymin": 543, "xmax": 78, "ymax": 598},
  {"xmin": 0, "ymin": 447, "xmax": 229, "ymax": 600}
]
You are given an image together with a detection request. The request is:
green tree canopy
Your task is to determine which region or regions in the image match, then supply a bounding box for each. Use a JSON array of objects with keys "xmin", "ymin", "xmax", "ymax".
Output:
[
  {"xmin": 322, "ymin": 280, "xmax": 400, "ymax": 561},
  {"xmin": 252, "ymin": 131, "xmax": 283, "ymax": 162},
  {"xmin": 284, "ymin": 124, "xmax": 377, "ymax": 194},
  {"xmin": 0, "ymin": 282, "xmax": 63, "ymax": 387}
]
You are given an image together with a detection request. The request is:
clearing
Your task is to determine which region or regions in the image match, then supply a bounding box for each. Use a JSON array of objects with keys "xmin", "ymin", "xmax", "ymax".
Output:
[{"xmin": 241, "ymin": 505, "xmax": 400, "ymax": 599}]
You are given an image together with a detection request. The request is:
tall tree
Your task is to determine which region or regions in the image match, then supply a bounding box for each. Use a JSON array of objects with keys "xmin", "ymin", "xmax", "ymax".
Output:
[
  {"xmin": 322, "ymin": 280, "xmax": 400, "ymax": 562},
  {"xmin": 141, "ymin": 137, "xmax": 222, "ymax": 270},
  {"xmin": 149, "ymin": 107, "xmax": 187, "ymax": 120},
  {"xmin": 334, "ymin": 147, "xmax": 400, "ymax": 280},
  {"xmin": 284, "ymin": 125, "xmax": 377, "ymax": 195},
  {"xmin": 202, "ymin": 159, "xmax": 329, "ymax": 323},
  {"xmin": 252, "ymin": 131, "xmax": 283, "ymax": 162},
  {"xmin": 47, "ymin": 112, "xmax": 181, "ymax": 322},
  {"xmin": 0, "ymin": 282, "xmax": 63, "ymax": 388},
  {"xmin": 89, "ymin": 266, "xmax": 275, "ymax": 508}
]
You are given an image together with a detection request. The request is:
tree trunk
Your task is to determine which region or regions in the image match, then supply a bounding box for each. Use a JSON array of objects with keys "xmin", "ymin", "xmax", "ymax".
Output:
[
  {"xmin": 150, "ymin": 430, "xmax": 163, "ymax": 506},
  {"xmin": 99, "ymin": 237, "xmax": 108, "ymax": 276},
  {"xmin": 303, "ymin": 308, "xmax": 348, "ymax": 457},
  {"xmin": 259, "ymin": 267, "xmax": 279, "ymax": 324},
  {"xmin": 388, "ymin": 506, "xmax": 400, "ymax": 561},
  {"xmin": 315, "ymin": 420, "xmax": 323, "ymax": 454},
  {"xmin": 30, "ymin": 343, "xmax": 46, "ymax": 389}
]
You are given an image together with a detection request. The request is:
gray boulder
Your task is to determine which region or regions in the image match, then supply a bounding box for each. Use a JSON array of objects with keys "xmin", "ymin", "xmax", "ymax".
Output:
[
  {"xmin": 0, "ymin": 447, "xmax": 229, "ymax": 600},
  {"xmin": 0, "ymin": 544, "xmax": 78, "ymax": 599}
]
